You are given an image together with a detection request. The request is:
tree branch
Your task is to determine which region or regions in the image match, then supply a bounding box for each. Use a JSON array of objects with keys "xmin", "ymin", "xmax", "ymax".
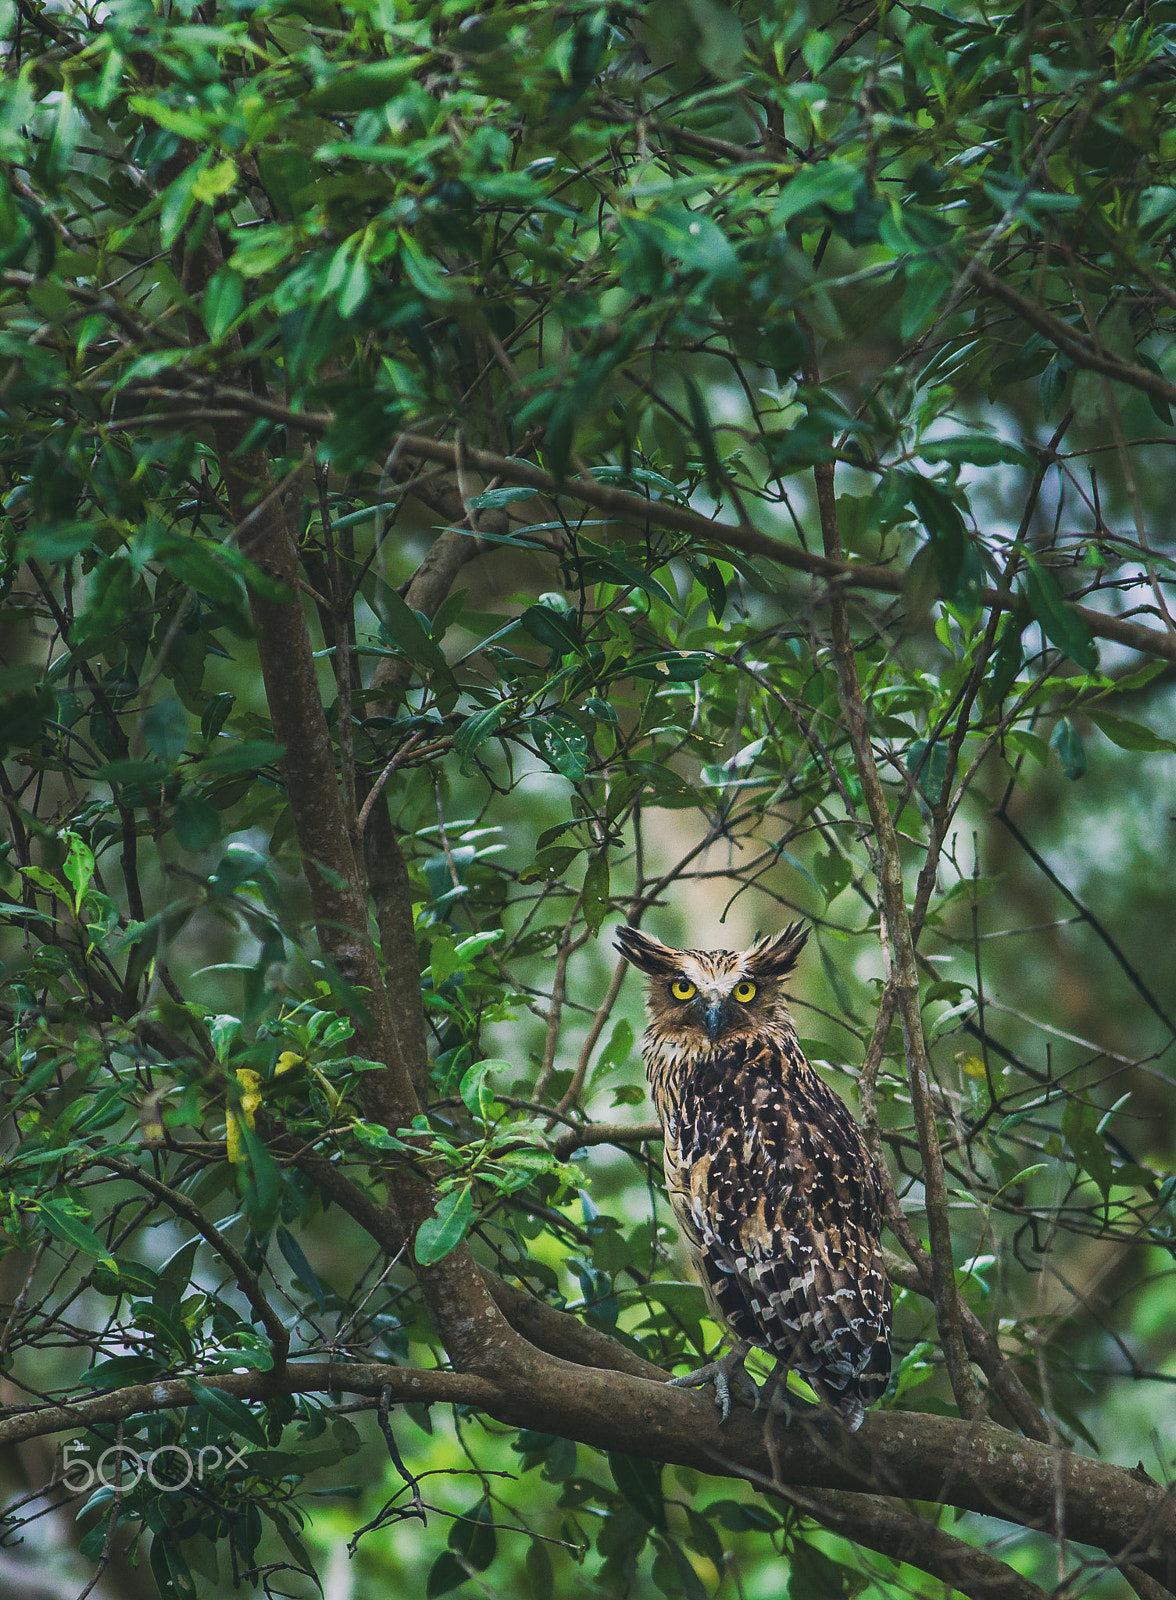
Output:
[
  {"xmin": 771, "ymin": 1482, "xmax": 1052, "ymax": 1600},
  {"xmin": 91, "ymin": 1157, "xmax": 289, "ymax": 1370},
  {"xmin": 970, "ymin": 263, "xmax": 1176, "ymax": 415},
  {"xmin": 806, "ymin": 390, "xmax": 983, "ymax": 1421},
  {"xmin": 177, "ymin": 213, "xmax": 517, "ymax": 1370},
  {"xmin": 4, "ymin": 1356, "xmax": 1174, "ymax": 1587},
  {"xmin": 99, "ymin": 381, "xmax": 1176, "ymax": 666}
]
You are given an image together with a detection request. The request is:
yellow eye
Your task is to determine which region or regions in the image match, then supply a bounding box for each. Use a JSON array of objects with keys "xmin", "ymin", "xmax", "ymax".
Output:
[
  {"xmin": 733, "ymin": 981, "xmax": 757, "ymax": 1003},
  {"xmin": 670, "ymin": 979, "xmax": 697, "ymax": 1001}
]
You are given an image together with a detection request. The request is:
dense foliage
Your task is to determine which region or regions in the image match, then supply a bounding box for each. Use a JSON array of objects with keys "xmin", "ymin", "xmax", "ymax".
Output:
[{"xmin": 3, "ymin": 1, "xmax": 1176, "ymax": 1597}]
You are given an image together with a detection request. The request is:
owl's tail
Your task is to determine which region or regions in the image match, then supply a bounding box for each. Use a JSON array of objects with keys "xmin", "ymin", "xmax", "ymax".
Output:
[{"xmin": 810, "ymin": 1327, "xmax": 892, "ymax": 1429}]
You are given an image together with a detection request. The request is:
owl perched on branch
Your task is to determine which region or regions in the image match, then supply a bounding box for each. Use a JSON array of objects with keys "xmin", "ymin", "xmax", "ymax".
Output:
[{"xmin": 615, "ymin": 923, "xmax": 891, "ymax": 1430}]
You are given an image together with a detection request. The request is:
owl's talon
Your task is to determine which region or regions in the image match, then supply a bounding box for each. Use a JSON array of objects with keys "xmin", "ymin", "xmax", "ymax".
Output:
[{"xmin": 668, "ymin": 1341, "xmax": 756, "ymax": 1423}]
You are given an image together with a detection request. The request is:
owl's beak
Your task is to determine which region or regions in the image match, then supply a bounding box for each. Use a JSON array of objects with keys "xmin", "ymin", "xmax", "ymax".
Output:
[{"xmin": 701, "ymin": 997, "xmax": 728, "ymax": 1040}]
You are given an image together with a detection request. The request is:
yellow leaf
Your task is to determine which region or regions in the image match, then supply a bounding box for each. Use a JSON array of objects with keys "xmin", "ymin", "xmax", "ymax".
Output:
[
  {"xmin": 235, "ymin": 1068, "xmax": 263, "ymax": 1126},
  {"xmin": 275, "ymin": 1051, "xmax": 302, "ymax": 1076},
  {"xmin": 955, "ymin": 1052, "xmax": 987, "ymax": 1079},
  {"xmin": 192, "ymin": 159, "xmax": 237, "ymax": 205}
]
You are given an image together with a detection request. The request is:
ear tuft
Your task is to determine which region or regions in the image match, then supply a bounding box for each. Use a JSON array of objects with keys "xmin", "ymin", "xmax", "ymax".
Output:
[
  {"xmin": 745, "ymin": 922, "xmax": 808, "ymax": 979},
  {"xmin": 614, "ymin": 925, "xmax": 681, "ymax": 976}
]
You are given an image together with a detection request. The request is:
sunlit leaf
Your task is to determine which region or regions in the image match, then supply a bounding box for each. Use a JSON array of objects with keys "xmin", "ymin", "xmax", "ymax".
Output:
[{"xmin": 415, "ymin": 1185, "xmax": 475, "ymax": 1265}]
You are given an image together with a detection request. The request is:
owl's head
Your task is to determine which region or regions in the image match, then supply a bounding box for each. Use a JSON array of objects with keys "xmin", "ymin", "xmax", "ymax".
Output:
[{"xmin": 615, "ymin": 923, "xmax": 808, "ymax": 1046}]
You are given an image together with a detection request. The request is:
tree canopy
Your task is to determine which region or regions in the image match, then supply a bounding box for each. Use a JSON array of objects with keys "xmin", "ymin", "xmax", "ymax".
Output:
[{"xmin": 3, "ymin": 0, "xmax": 1176, "ymax": 1596}]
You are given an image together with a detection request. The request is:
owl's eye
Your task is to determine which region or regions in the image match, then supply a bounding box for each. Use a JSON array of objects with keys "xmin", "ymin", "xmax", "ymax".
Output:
[
  {"xmin": 670, "ymin": 979, "xmax": 697, "ymax": 1001},
  {"xmin": 733, "ymin": 980, "xmax": 757, "ymax": 1003}
]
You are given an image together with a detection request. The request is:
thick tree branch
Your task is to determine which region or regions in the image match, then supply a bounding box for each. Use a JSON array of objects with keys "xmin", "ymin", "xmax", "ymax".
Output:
[
  {"xmin": 4, "ymin": 1356, "xmax": 1174, "ymax": 1587},
  {"xmin": 773, "ymin": 1484, "xmax": 1052, "ymax": 1600},
  {"xmin": 181, "ymin": 215, "xmax": 516, "ymax": 1368}
]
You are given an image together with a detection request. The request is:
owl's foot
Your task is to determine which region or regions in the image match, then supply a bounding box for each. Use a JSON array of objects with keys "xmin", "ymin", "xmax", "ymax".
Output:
[{"xmin": 667, "ymin": 1341, "xmax": 758, "ymax": 1423}]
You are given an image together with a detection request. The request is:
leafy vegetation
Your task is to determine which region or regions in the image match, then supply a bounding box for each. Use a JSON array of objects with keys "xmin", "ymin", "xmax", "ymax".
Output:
[{"xmin": 3, "ymin": 1, "xmax": 1176, "ymax": 1596}]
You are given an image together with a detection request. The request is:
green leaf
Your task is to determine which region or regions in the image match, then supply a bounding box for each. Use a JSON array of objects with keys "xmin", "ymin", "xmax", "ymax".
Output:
[
  {"xmin": 466, "ymin": 486, "xmax": 540, "ymax": 509},
  {"xmin": 812, "ymin": 847, "xmax": 852, "ymax": 907},
  {"xmin": 920, "ymin": 434, "xmax": 1032, "ymax": 468},
  {"xmin": 426, "ymin": 1551, "xmax": 471, "ymax": 1599},
  {"xmin": 428, "ymin": 934, "xmax": 460, "ymax": 990},
  {"xmin": 684, "ymin": 377, "xmax": 723, "ymax": 494},
  {"xmin": 772, "ymin": 163, "xmax": 859, "ymax": 225},
  {"xmin": 234, "ymin": 1118, "xmax": 284, "ymax": 1234},
  {"xmin": 143, "ymin": 698, "xmax": 188, "ymax": 765},
  {"xmin": 36, "ymin": 1197, "xmax": 113, "ymax": 1263},
  {"xmin": 629, "ymin": 1280, "xmax": 708, "ymax": 1317},
  {"xmin": 78, "ymin": 1354, "xmax": 160, "ymax": 1390},
  {"xmin": 173, "ymin": 794, "xmax": 221, "ymax": 851},
  {"xmin": 156, "ymin": 537, "xmax": 252, "ymax": 613},
  {"xmin": 1005, "ymin": 728, "xmax": 1050, "ymax": 768},
  {"xmin": 373, "ymin": 585, "xmax": 457, "ymax": 689},
  {"xmin": 900, "ymin": 258, "xmax": 952, "ymax": 340},
  {"xmin": 1022, "ymin": 556, "xmax": 1098, "ymax": 671},
  {"xmin": 520, "ymin": 603, "xmax": 584, "ymax": 658},
  {"xmin": 627, "ymin": 650, "xmax": 709, "ymax": 681},
  {"xmin": 705, "ymin": 1498, "xmax": 782, "ymax": 1532},
  {"xmin": 683, "ymin": 0, "xmax": 745, "ymax": 78},
  {"xmin": 305, "ymin": 57, "xmax": 425, "ymax": 112},
  {"xmin": 0, "ymin": 682, "xmax": 55, "ymax": 756},
  {"xmin": 581, "ymin": 852, "xmax": 610, "ymax": 931},
  {"xmin": 201, "ymin": 692, "xmax": 235, "ymax": 743},
  {"xmin": 1086, "ymin": 711, "xmax": 1176, "ymax": 753},
  {"xmin": 1062, "ymin": 1097, "xmax": 1114, "ymax": 1201},
  {"xmin": 525, "ymin": 1539, "xmax": 554, "ymax": 1600},
  {"xmin": 593, "ymin": 1017, "xmax": 634, "ymax": 1080},
  {"xmin": 684, "ymin": 555, "xmax": 727, "ymax": 621},
  {"xmin": 189, "ymin": 1379, "xmax": 269, "ymax": 1447},
  {"xmin": 150, "ymin": 1532, "xmax": 198, "ymax": 1600},
  {"xmin": 788, "ymin": 1538, "xmax": 868, "ymax": 1599},
  {"xmin": 62, "ymin": 833, "xmax": 95, "ymax": 913},
  {"xmin": 647, "ymin": 206, "xmax": 741, "ymax": 283},
  {"xmin": 906, "ymin": 738, "xmax": 949, "ymax": 807},
  {"xmin": 662, "ymin": 1538, "xmax": 709, "ymax": 1600},
  {"xmin": 415, "ymin": 1184, "xmax": 475, "ymax": 1265},
  {"xmin": 904, "ymin": 474, "xmax": 974, "ymax": 603},
  {"xmin": 203, "ymin": 267, "xmax": 244, "ymax": 340},
  {"xmin": 455, "ymin": 703, "xmax": 511, "ymax": 772},
  {"xmin": 685, "ymin": 1505, "xmax": 725, "ymax": 1567},
  {"xmin": 448, "ymin": 1497, "xmax": 496, "ymax": 1571},
  {"xmin": 987, "ymin": 619, "xmax": 1024, "ymax": 705},
  {"xmin": 198, "ymin": 739, "xmax": 286, "ymax": 777},
  {"xmin": 574, "ymin": 538, "xmax": 678, "ymax": 610},
  {"xmin": 532, "ymin": 714, "xmax": 589, "ymax": 781},
  {"xmin": 159, "ymin": 162, "xmax": 203, "ymax": 250},
  {"xmin": 609, "ymin": 1452, "xmax": 667, "ymax": 1529},
  {"xmin": 1050, "ymin": 717, "xmax": 1087, "ymax": 779},
  {"xmin": 276, "ymin": 1225, "xmax": 330, "ymax": 1310},
  {"xmin": 818, "ymin": 939, "xmax": 856, "ymax": 1018},
  {"xmin": 459, "ymin": 1058, "xmax": 510, "ymax": 1118}
]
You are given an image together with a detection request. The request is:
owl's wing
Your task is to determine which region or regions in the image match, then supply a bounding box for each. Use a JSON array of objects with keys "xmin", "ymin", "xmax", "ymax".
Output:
[{"xmin": 671, "ymin": 1037, "xmax": 892, "ymax": 1414}]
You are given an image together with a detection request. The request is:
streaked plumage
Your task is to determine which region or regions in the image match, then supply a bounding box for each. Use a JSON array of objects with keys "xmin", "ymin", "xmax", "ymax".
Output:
[{"xmin": 615, "ymin": 923, "xmax": 891, "ymax": 1428}]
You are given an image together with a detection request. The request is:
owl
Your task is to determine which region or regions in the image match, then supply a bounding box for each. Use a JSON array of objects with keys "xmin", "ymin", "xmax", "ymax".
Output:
[{"xmin": 615, "ymin": 922, "xmax": 891, "ymax": 1429}]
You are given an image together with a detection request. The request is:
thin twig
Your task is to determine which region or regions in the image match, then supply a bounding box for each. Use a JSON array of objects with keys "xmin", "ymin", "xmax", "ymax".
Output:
[{"xmin": 805, "ymin": 341, "xmax": 982, "ymax": 1421}]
